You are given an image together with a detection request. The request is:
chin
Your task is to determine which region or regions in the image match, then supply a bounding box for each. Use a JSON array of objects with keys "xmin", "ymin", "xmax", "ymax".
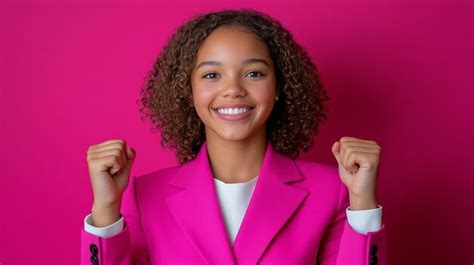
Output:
[
  {"xmin": 205, "ymin": 126, "xmax": 253, "ymax": 142},
  {"xmin": 218, "ymin": 127, "xmax": 268, "ymax": 143},
  {"xmin": 217, "ymin": 131, "xmax": 252, "ymax": 142},
  {"xmin": 205, "ymin": 123, "xmax": 265, "ymax": 143}
]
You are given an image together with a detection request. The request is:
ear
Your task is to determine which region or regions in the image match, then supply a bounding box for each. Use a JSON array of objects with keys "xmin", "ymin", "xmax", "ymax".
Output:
[{"xmin": 275, "ymin": 81, "xmax": 283, "ymax": 98}]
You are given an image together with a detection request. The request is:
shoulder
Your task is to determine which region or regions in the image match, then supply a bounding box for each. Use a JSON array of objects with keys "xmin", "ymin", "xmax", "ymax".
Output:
[
  {"xmin": 131, "ymin": 164, "xmax": 181, "ymax": 195},
  {"xmin": 294, "ymin": 158, "xmax": 340, "ymax": 187},
  {"xmin": 294, "ymin": 158, "xmax": 337, "ymax": 175},
  {"xmin": 293, "ymin": 158, "xmax": 345, "ymax": 205},
  {"xmin": 135, "ymin": 164, "xmax": 181, "ymax": 181}
]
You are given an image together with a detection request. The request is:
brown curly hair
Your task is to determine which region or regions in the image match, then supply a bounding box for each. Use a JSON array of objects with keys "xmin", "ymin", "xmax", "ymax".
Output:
[{"xmin": 138, "ymin": 8, "xmax": 330, "ymax": 164}]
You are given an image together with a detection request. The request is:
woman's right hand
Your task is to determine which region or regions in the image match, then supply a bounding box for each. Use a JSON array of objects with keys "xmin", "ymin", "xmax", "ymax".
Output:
[{"xmin": 86, "ymin": 139, "xmax": 136, "ymax": 227}]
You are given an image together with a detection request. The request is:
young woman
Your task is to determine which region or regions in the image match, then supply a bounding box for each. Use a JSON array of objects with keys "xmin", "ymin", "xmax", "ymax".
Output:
[{"xmin": 82, "ymin": 9, "xmax": 387, "ymax": 265}]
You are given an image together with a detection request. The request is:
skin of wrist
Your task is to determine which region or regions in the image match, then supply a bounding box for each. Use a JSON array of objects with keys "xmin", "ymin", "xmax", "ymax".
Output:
[
  {"xmin": 348, "ymin": 193, "xmax": 378, "ymax": 210},
  {"xmin": 91, "ymin": 202, "xmax": 121, "ymax": 227}
]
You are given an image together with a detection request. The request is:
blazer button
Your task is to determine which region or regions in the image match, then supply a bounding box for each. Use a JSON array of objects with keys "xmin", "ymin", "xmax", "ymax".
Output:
[
  {"xmin": 370, "ymin": 255, "xmax": 378, "ymax": 265},
  {"xmin": 91, "ymin": 254, "xmax": 99, "ymax": 265},
  {"xmin": 89, "ymin": 244, "xmax": 98, "ymax": 255},
  {"xmin": 370, "ymin": 244, "xmax": 378, "ymax": 255}
]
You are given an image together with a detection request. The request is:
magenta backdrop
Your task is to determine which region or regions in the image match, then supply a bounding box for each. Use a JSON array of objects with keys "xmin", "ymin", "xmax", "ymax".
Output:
[{"xmin": 1, "ymin": 1, "xmax": 472, "ymax": 264}]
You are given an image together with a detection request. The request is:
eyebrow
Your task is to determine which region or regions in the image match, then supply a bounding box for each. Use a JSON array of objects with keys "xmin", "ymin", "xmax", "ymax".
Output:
[{"xmin": 195, "ymin": 58, "xmax": 270, "ymax": 70}]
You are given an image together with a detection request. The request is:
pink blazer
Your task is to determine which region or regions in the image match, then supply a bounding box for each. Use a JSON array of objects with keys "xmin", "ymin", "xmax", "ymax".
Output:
[{"xmin": 81, "ymin": 141, "xmax": 387, "ymax": 265}]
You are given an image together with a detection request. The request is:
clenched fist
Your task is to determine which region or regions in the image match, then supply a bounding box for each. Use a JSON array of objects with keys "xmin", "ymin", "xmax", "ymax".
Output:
[
  {"xmin": 331, "ymin": 136, "xmax": 381, "ymax": 210},
  {"xmin": 86, "ymin": 139, "xmax": 136, "ymax": 227}
]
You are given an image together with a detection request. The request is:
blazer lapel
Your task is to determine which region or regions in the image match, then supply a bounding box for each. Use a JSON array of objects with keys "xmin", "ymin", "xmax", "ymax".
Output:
[
  {"xmin": 232, "ymin": 142, "xmax": 309, "ymax": 264},
  {"xmin": 165, "ymin": 141, "xmax": 236, "ymax": 265},
  {"xmin": 165, "ymin": 141, "xmax": 309, "ymax": 265}
]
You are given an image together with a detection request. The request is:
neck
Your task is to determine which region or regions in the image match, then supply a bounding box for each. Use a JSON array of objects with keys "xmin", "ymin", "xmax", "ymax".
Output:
[{"xmin": 205, "ymin": 128, "xmax": 267, "ymax": 184}]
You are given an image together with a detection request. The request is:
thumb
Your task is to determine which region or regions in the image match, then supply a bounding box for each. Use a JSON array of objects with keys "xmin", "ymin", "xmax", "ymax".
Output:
[
  {"xmin": 126, "ymin": 147, "xmax": 136, "ymax": 162},
  {"xmin": 331, "ymin": 141, "xmax": 341, "ymax": 165}
]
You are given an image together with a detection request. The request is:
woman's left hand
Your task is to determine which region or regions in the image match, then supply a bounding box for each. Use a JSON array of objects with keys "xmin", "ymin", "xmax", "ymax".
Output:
[{"xmin": 331, "ymin": 136, "xmax": 382, "ymax": 210}]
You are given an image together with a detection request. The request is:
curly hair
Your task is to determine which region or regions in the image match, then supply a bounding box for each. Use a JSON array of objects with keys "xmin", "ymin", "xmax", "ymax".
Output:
[{"xmin": 138, "ymin": 8, "xmax": 330, "ymax": 164}]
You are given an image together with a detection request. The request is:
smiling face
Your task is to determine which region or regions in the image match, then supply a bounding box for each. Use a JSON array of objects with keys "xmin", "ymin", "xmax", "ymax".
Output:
[{"xmin": 191, "ymin": 26, "xmax": 277, "ymax": 144}]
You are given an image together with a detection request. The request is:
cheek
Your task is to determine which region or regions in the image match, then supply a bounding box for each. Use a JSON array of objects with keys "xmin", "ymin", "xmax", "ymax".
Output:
[
  {"xmin": 192, "ymin": 85, "xmax": 215, "ymax": 107},
  {"xmin": 252, "ymin": 85, "xmax": 276, "ymax": 106}
]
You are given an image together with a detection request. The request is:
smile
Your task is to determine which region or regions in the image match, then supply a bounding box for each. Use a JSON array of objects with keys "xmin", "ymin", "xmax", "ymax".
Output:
[{"xmin": 213, "ymin": 107, "xmax": 255, "ymax": 121}]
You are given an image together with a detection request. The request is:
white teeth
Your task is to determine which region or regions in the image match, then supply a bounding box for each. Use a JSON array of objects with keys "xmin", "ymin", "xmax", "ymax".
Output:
[{"xmin": 216, "ymin": 108, "xmax": 251, "ymax": 115}]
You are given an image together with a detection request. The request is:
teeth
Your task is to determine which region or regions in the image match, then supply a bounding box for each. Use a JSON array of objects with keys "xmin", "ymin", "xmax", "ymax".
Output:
[{"xmin": 216, "ymin": 108, "xmax": 251, "ymax": 115}]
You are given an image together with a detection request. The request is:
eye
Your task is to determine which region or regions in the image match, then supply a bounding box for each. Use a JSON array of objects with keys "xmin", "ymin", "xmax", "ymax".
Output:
[
  {"xmin": 246, "ymin": 71, "xmax": 265, "ymax": 78},
  {"xmin": 203, "ymin": 72, "xmax": 218, "ymax": 79}
]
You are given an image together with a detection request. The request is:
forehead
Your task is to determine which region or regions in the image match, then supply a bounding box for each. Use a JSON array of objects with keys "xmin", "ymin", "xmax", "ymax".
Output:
[{"xmin": 195, "ymin": 26, "xmax": 271, "ymax": 63}]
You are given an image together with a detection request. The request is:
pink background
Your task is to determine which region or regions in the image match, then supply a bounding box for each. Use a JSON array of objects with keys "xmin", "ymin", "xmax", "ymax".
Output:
[{"xmin": 1, "ymin": 1, "xmax": 473, "ymax": 264}]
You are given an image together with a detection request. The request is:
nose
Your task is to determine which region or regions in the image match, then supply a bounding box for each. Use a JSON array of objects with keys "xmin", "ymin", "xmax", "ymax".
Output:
[{"xmin": 221, "ymin": 76, "xmax": 247, "ymax": 98}]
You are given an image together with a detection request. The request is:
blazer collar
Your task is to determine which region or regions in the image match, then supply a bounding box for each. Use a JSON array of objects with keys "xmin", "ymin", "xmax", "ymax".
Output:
[{"xmin": 165, "ymin": 141, "xmax": 309, "ymax": 264}]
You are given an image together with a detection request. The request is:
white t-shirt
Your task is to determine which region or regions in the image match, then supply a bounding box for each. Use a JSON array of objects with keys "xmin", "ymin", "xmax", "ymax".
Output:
[{"xmin": 213, "ymin": 175, "xmax": 259, "ymax": 245}]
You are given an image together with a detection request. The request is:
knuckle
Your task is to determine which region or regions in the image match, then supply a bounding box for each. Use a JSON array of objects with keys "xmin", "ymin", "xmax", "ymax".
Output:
[
  {"xmin": 348, "ymin": 152, "xmax": 355, "ymax": 159},
  {"xmin": 341, "ymin": 136, "xmax": 354, "ymax": 142},
  {"xmin": 114, "ymin": 142, "xmax": 124, "ymax": 150},
  {"xmin": 112, "ymin": 148, "xmax": 121, "ymax": 155},
  {"xmin": 112, "ymin": 155, "xmax": 121, "ymax": 163},
  {"xmin": 339, "ymin": 141, "xmax": 346, "ymax": 149}
]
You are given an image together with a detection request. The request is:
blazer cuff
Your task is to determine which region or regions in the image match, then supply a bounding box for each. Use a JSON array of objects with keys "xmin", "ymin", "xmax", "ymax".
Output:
[
  {"xmin": 84, "ymin": 213, "xmax": 124, "ymax": 238},
  {"xmin": 345, "ymin": 205, "xmax": 382, "ymax": 235}
]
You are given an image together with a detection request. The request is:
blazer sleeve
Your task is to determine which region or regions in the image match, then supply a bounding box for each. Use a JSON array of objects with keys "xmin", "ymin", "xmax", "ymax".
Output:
[
  {"xmin": 80, "ymin": 175, "xmax": 151, "ymax": 265},
  {"xmin": 317, "ymin": 179, "xmax": 388, "ymax": 265}
]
